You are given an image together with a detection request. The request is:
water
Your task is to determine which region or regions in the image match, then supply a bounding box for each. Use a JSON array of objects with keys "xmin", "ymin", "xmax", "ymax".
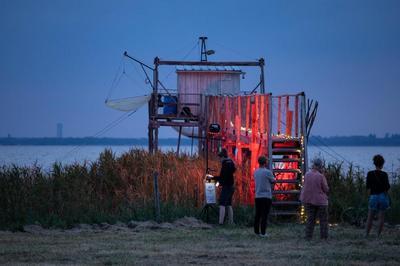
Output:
[
  {"xmin": 0, "ymin": 145, "xmax": 193, "ymax": 170},
  {"xmin": 0, "ymin": 145, "xmax": 399, "ymax": 174},
  {"xmin": 308, "ymin": 146, "xmax": 400, "ymax": 174}
]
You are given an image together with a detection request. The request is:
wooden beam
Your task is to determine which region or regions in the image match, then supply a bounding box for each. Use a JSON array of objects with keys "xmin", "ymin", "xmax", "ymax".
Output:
[
  {"xmin": 260, "ymin": 58, "xmax": 265, "ymax": 93},
  {"xmin": 278, "ymin": 96, "xmax": 282, "ymax": 134},
  {"xmin": 158, "ymin": 60, "xmax": 263, "ymax": 67},
  {"xmin": 157, "ymin": 121, "xmax": 200, "ymax": 127},
  {"xmin": 176, "ymin": 126, "xmax": 182, "ymax": 156},
  {"xmin": 295, "ymin": 96, "xmax": 299, "ymax": 137}
]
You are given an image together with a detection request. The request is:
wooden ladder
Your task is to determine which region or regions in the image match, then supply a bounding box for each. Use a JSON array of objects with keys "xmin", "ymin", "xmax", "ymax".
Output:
[{"xmin": 270, "ymin": 137, "xmax": 303, "ymax": 218}]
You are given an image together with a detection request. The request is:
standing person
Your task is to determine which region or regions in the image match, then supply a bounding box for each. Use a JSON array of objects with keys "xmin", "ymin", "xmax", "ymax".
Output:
[
  {"xmin": 300, "ymin": 158, "xmax": 329, "ymax": 240},
  {"xmin": 365, "ymin": 154, "xmax": 391, "ymax": 237},
  {"xmin": 253, "ymin": 155, "xmax": 275, "ymax": 237},
  {"xmin": 214, "ymin": 148, "xmax": 236, "ymax": 225}
]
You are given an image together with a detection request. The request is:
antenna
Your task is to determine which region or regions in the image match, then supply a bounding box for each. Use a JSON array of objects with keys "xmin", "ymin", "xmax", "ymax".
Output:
[{"xmin": 199, "ymin": 36, "xmax": 215, "ymax": 62}]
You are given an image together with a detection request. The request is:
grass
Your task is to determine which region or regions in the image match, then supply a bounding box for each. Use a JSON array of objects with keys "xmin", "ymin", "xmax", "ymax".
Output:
[{"xmin": 1, "ymin": 224, "xmax": 400, "ymax": 265}]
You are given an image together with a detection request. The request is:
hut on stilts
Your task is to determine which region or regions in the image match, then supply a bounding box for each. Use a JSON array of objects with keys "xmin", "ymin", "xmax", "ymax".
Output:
[{"xmin": 123, "ymin": 37, "xmax": 318, "ymax": 218}]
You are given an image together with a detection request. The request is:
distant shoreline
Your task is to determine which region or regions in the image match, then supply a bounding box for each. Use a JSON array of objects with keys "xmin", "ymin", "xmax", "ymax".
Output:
[{"xmin": 1, "ymin": 135, "xmax": 400, "ymax": 146}]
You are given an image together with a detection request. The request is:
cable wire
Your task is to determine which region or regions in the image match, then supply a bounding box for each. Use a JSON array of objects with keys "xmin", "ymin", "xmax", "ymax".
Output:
[
  {"xmin": 162, "ymin": 41, "xmax": 199, "ymax": 83},
  {"xmin": 57, "ymin": 110, "xmax": 136, "ymax": 162},
  {"xmin": 105, "ymin": 56, "xmax": 124, "ymax": 100},
  {"xmin": 270, "ymin": 101, "xmax": 359, "ymax": 168},
  {"xmin": 213, "ymin": 41, "xmax": 258, "ymax": 61}
]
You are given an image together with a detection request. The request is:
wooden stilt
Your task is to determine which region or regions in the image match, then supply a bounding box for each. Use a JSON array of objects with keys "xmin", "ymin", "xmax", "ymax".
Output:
[
  {"xmin": 245, "ymin": 96, "xmax": 250, "ymax": 136},
  {"xmin": 286, "ymin": 110, "xmax": 293, "ymax": 136},
  {"xmin": 278, "ymin": 96, "xmax": 282, "ymax": 134},
  {"xmin": 295, "ymin": 95, "xmax": 299, "ymax": 137},
  {"xmin": 285, "ymin": 96, "xmax": 291, "ymax": 136},
  {"xmin": 154, "ymin": 127, "xmax": 159, "ymax": 152},
  {"xmin": 260, "ymin": 95, "xmax": 265, "ymax": 135},
  {"xmin": 177, "ymin": 126, "xmax": 182, "ymax": 156},
  {"xmin": 267, "ymin": 94, "xmax": 272, "ymax": 170},
  {"xmin": 235, "ymin": 96, "xmax": 242, "ymax": 163}
]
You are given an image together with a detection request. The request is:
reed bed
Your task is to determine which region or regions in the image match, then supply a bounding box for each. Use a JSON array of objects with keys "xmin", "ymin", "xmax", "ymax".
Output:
[
  {"xmin": 0, "ymin": 148, "xmax": 399, "ymax": 230},
  {"xmin": 0, "ymin": 149, "xmax": 251, "ymax": 229}
]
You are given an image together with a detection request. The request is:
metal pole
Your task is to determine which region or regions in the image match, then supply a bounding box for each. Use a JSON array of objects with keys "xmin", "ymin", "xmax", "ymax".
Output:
[
  {"xmin": 177, "ymin": 126, "xmax": 182, "ymax": 156},
  {"xmin": 123, "ymin": 51, "xmax": 154, "ymax": 70},
  {"xmin": 153, "ymin": 171, "xmax": 161, "ymax": 222},
  {"xmin": 259, "ymin": 58, "xmax": 265, "ymax": 94},
  {"xmin": 205, "ymin": 136, "xmax": 209, "ymax": 172},
  {"xmin": 203, "ymin": 95, "xmax": 209, "ymax": 158},
  {"xmin": 300, "ymin": 92, "xmax": 308, "ymax": 175},
  {"xmin": 295, "ymin": 95, "xmax": 299, "ymax": 137},
  {"xmin": 148, "ymin": 101, "xmax": 153, "ymax": 153},
  {"xmin": 153, "ymin": 57, "xmax": 159, "ymax": 153},
  {"xmin": 278, "ymin": 97, "xmax": 282, "ymax": 134},
  {"xmin": 199, "ymin": 36, "xmax": 208, "ymax": 62},
  {"xmin": 155, "ymin": 127, "xmax": 159, "ymax": 152}
]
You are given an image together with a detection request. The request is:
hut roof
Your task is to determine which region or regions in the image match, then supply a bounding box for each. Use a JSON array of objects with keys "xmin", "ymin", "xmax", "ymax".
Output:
[{"xmin": 176, "ymin": 65, "xmax": 243, "ymax": 74}]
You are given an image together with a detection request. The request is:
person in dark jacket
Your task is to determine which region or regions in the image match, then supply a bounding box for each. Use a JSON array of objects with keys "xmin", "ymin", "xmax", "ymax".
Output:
[
  {"xmin": 365, "ymin": 154, "xmax": 391, "ymax": 237},
  {"xmin": 213, "ymin": 148, "xmax": 236, "ymax": 225}
]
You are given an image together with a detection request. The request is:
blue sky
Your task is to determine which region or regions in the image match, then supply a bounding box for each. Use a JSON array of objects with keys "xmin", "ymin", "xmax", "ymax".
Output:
[{"xmin": 1, "ymin": 0, "xmax": 399, "ymax": 138}]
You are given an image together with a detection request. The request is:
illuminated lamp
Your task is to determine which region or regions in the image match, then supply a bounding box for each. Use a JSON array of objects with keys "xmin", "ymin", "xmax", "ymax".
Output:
[{"xmin": 272, "ymin": 140, "xmax": 301, "ymax": 148}]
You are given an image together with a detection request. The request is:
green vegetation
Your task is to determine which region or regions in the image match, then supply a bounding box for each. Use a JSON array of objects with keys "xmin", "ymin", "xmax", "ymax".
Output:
[
  {"xmin": 0, "ymin": 148, "xmax": 399, "ymax": 230},
  {"xmin": 324, "ymin": 162, "xmax": 400, "ymax": 224}
]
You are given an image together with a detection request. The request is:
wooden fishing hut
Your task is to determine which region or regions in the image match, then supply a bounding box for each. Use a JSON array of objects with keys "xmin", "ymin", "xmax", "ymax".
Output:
[{"xmin": 126, "ymin": 37, "xmax": 315, "ymax": 217}]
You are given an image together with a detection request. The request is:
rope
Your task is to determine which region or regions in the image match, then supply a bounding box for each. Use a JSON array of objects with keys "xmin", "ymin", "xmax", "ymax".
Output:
[
  {"xmin": 213, "ymin": 41, "xmax": 257, "ymax": 61},
  {"xmin": 126, "ymin": 56, "xmax": 154, "ymax": 89},
  {"xmin": 162, "ymin": 41, "xmax": 199, "ymax": 82},
  {"xmin": 168, "ymin": 40, "xmax": 201, "ymax": 60},
  {"xmin": 311, "ymin": 136, "xmax": 358, "ymax": 168},
  {"xmin": 308, "ymin": 139, "xmax": 345, "ymax": 164},
  {"xmin": 270, "ymin": 101, "xmax": 359, "ymax": 168},
  {"xmin": 120, "ymin": 55, "xmax": 149, "ymax": 92},
  {"xmin": 122, "ymin": 70, "xmax": 148, "ymax": 92},
  {"xmin": 107, "ymin": 55, "xmax": 154, "ymax": 102},
  {"xmin": 57, "ymin": 110, "xmax": 136, "ymax": 162},
  {"xmin": 105, "ymin": 56, "xmax": 124, "ymax": 100}
]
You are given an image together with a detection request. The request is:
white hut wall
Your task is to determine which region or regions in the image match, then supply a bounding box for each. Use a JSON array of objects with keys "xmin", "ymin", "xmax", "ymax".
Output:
[{"xmin": 177, "ymin": 71, "xmax": 240, "ymax": 116}]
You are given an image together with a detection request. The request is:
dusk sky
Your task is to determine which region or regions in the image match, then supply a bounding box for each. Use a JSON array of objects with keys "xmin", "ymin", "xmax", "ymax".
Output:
[{"xmin": 1, "ymin": 0, "xmax": 399, "ymax": 138}]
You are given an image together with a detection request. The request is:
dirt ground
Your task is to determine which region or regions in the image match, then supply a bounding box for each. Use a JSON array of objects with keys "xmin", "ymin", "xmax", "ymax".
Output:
[{"xmin": 1, "ymin": 219, "xmax": 400, "ymax": 265}]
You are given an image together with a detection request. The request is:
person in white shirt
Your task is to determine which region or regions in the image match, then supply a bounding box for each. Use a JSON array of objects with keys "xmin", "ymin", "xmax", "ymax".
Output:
[{"xmin": 253, "ymin": 155, "xmax": 275, "ymax": 237}]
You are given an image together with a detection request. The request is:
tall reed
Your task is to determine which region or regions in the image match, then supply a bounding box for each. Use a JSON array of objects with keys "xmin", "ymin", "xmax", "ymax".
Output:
[
  {"xmin": 324, "ymin": 162, "xmax": 400, "ymax": 223},
  {"xmin": 1, "ymin": 149, "xmax": 399, "ymax": 230}
]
